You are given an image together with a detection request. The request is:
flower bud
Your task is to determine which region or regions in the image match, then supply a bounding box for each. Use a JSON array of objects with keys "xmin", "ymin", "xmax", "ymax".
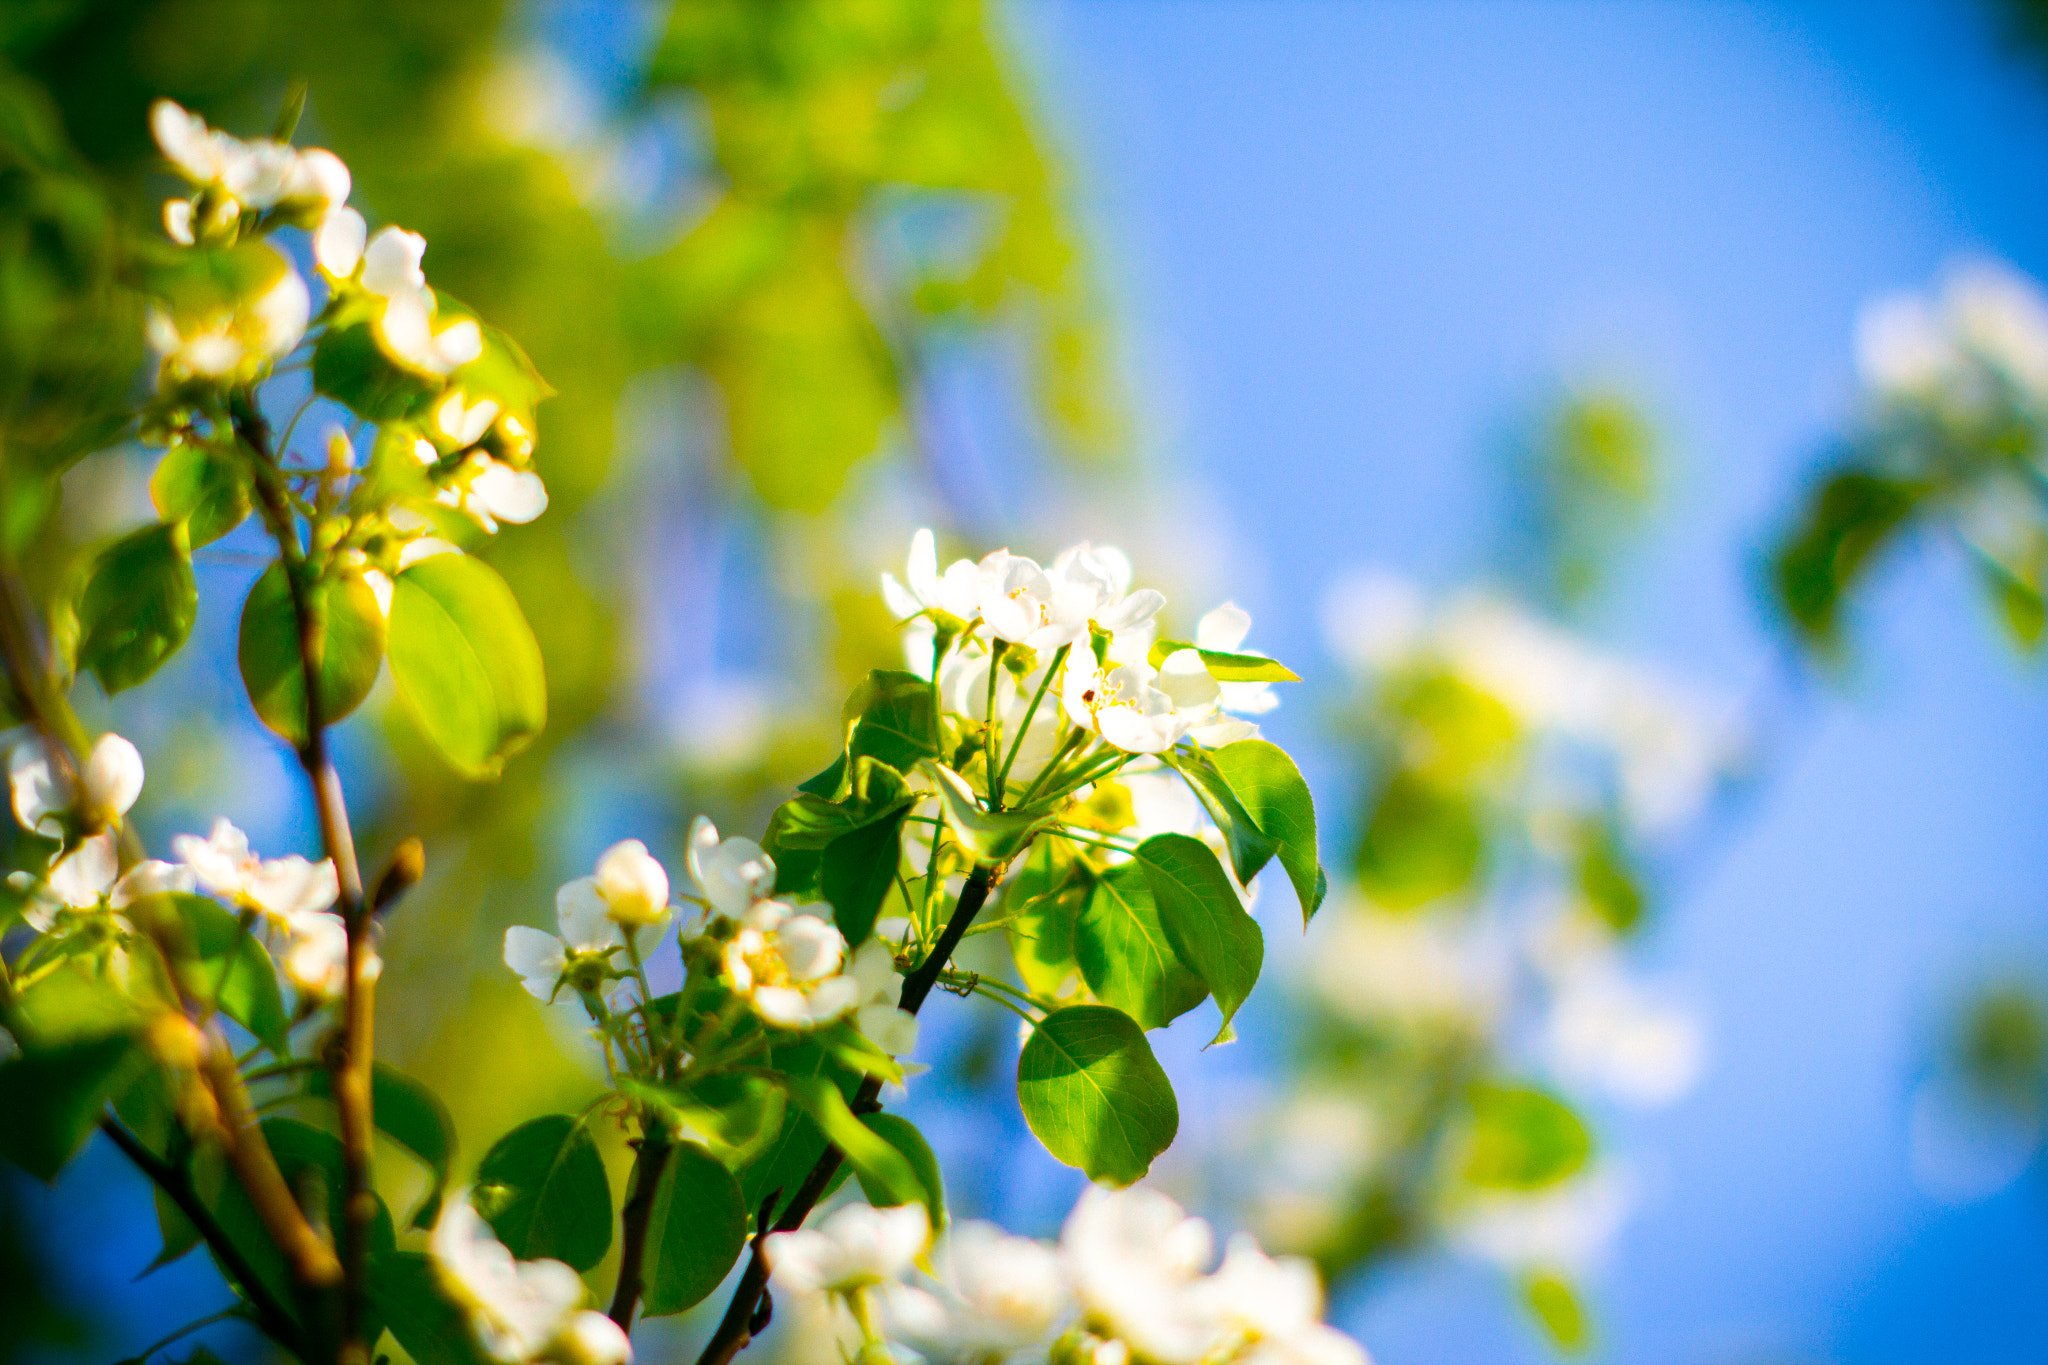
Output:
[
  {"xmin": 549, "ymin": 1310, "xmax": 632, "ymax": 1365},
  {"xmin": 593, "ymin": 839, "xmax": 669, "ymax": 926}
]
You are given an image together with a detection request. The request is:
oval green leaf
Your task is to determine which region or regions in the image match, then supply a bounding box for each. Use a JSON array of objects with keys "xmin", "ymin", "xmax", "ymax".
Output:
[
  {"xmin": 150, "ymin": 443, "xmax": 249, "ymax": 549},
  {"xmin": 238, "ymin": 562, "xmax": 387, "ymax": 745},
  {"xmin": 77, "ymin": 521, "xmax": 195, "ymax": 693},
  {"xmin": 642, "ymin": 1140, "xmax": 748, "ymax": 1316},
  {"xmin": 169, "ymin": 894, "xmax": 288, "ymax": 1053},
  {"xmin": 389, "ymin": 554, "xmax": 547, "ymax": 779},
  {"xmin": 1209, "ymin": 739, "xmax": 1326, "ymax": 924},
  {"xmin": 1074, "ymin": 861, "xmax": 1207, "ymax": 1031},
  {"xmin": 779, "ymin": 1074, "xmax": 924, "ymax": 1210},
  {"xmin": 1462, "ymin": 1083, "xmax": 1592, "ymax": 1190},
  {"xmin": 1016, "ymin": 1004, "xmax": 1177, "ymax": 1187},
  {"xmin": 308, "ymin": 1062, "xmax": 455, "ymax": 1228},
  {"xmin": 472, "ymin": 1114, "xmax": 611, "ymax": 1270},
  {"xmin": 857, "ymin": 1112, "xmax": 945, "ymax": 1235},
  {"xmin": 1135, "ymin": 834, "xmax": 1263, "ymax": 1046}
]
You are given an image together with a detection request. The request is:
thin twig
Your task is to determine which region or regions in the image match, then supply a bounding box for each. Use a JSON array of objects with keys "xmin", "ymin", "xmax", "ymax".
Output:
[
  {"xmin": 237, "ymin": 394, "xmax": 376, "ymax": 1365},
  {"xmin": 99, "ymin": 1118, "xmax": 306, "ymax": 1354},
  {"xmin": 693, "ymin": 863, "xmax": 999, "ymax": 1365}
]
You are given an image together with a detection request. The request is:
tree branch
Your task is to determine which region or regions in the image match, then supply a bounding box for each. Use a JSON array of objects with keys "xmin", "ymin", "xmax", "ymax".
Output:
[
  {"xmin": 99, "ymin": 1117, "xmax": 306, "ymax": 1355},
  {"xmin": 607, "ymin": 1126, "xmax": 673, "ymax": 1329},
  {"xmin": 236, "ymin": 395, "xmax": 376, "ymax": 1365},
  {"xmin": 693, "ymin": 863, "xmax": 999, "ymax": 1365}
]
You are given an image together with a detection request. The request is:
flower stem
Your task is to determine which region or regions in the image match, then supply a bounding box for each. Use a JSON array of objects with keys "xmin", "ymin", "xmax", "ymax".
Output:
[
  {"xmin": 993, "ymin": 644, "xmax": 1067, "ymax": 802},
  {"xmin": 237, "ymin": 393, "xmax": 376, "ymax": 1365},
  {"xmin": 693, "ymin": 862, "xmax": 1000, "ymax": 1365}
]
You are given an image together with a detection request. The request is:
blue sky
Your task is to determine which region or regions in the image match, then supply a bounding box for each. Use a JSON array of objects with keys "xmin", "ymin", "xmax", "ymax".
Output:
[{"xmin": 1007, "ymin": 3, "xmax": 2048, "ymax": 1362}]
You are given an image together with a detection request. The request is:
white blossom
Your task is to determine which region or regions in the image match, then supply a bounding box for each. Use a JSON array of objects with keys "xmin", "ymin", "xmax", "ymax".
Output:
[
  {"xmin": 765, "ymin": 1201, "xmax": 930, "ymax": 1296},
  {"xmin": 877, "ymin": 1221, "xmax": 1069, "ymax": 1361},
  {"xmin": 438, "ymin": 390, "xmax": 504, "ymax": 449},
  {"xmin": 315, "ymin": 206, "xmax": 369, "ymax": 277},
  {"xmin": 1060, "ymin": 659, "xmax": 1191, "ymax": 755},
  {"xmin": 431, "ymin": 1194, "xmax": 631, "ymax": 1365},
  {"xmin": 1197, "ymin": 603, "xmax": 1281, "ymax": 719},
  {"xmin": 848, "ymin": 939, "xmax": 918, "ymax": 1057},
  {"xmin": 171, "ymin": 817, "xmax": 339, "ymax": 927},
  {"xmin": 505, "ymin": 872, "xmax": 661, "ymax": 1002},
  {"xmin": 685, "ymin": 816, "xmax": 777, "ymax": 921},
  {"xmin": 149, "ymin": 101, "xmax": 350, "ymax": 229},
  {"xmin": 378, "ymin": 283, "xmax": 483, "ymax": 377},
  {"xmin": 110, "ymin": 859, "xmax": 197, "ymax": 908},
  {"xmin": 44, "ymin": 831, "xmax": 120, "ymax": 914},
  {"xmin": 725, "ymin": 899, "xmax": 859, "ymax": 1029},
  {"xmin": 1060, "ymin": 1187, "xmax": 1219, "ymax": 1365},
  {"xmin": 437, "ymin": 455, "xmax": 548, "ymax": 533},
  {"xmin": 10, "ymin": 732, "xmax": 143, "ymax": 837},
  {"xmin": 284, "ymin": 911, "xmax": 381, "ymax": 1002},
  {"xmin": 147, "ymin": 247, "xmax": 310, "ymax": 383},
  {"xmin": 557, "ymin": 838, "xmax": 671, "ymax": 929}
]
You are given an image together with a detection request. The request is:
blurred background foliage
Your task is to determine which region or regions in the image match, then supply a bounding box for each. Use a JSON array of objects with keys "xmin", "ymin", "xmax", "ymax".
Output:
[{"xmin": 10, "ymin": 2, "xmax": 2048, "ymax": 1363}]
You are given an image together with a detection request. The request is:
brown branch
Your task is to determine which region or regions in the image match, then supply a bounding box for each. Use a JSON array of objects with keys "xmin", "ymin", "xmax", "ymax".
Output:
[
  {"xmin": 236, "ymin": 396, "xmax": 375, "ymax": 1365},
  {"xmin": 99, "ymin": 1117, "xmax": 306, "ymax": 1353},
  {"xmin": 606, "ymin": 1126, "xmax": 673, "ymax": 1328},
  {"xmin": 693, "ymin": 863, "xmax": 999, "ymax": 1365}
]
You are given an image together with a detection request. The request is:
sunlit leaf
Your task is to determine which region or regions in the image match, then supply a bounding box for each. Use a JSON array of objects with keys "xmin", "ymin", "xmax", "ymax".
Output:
[
  {"xmin": 238, "ymin": 562, "xmax": 387, "ymax": 745},
  {"xmin": 857, "ymin": 1112, "xmax": 945, "ymax": 1235},
  {"xmin": 1462, "ymin": 1083, "xmax": 1591, "ymax": 1190},
  {"xmin": 150, "ymin": 443, "xmax": 249, "ymax": 549},
  {"xmin": 76, "ymin": 521, "xmax": 195, "ymax": 693},
  {"xmin": 472, "ymin": 1114, "xmax": 610, "ymax": 1271},
  {"xmin": 643, "ymin": 1139, "xmax": 748, "ymax": 1316},
  {"xmin": 1209, "ymin": 738, "xmax": 1326, "ymax": 923},
  {"xmin": 1017, "ymin": 1005, "xmax": 1177, "ymax": 1186},
  {"xmin": 388, "ymin": 553, "xmax": 547, "ymax": 779},
  {"xmin": 1074, "ymin": 860, "xmax": 1207, "ymax": 1031},
  {"xmin": 1135, "ymin": 834, "xmax": 1263, "ymax": 1045}
]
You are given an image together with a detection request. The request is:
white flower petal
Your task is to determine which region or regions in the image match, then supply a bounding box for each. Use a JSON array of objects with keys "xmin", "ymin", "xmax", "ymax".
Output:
[
  {"xmin": 84, "ymin": 733, "xmax": 144, "ymax": 818},
  {"xmin": 315, "ymin": 206, "xmax": 367, "ymax": 277}
]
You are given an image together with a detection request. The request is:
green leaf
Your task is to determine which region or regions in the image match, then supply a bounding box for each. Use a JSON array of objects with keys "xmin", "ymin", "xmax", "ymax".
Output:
[
  {"xmin": 857, "ymin": 1112, "xmax": 944, "ymax": 1234},
  {"xmin": 927, "ymin": 761, "xmax": 1056, "ymax": 863},
  {"xmin": 307, "ymin": 1062, "xmax": 455, "ymax": 1228},
  {"xmin": 169, "ymin": 895, "xmax": 288, "ymax": 1053},
  {"xmin": 1162, "ymin": 749, "xmax": 1279, "ymax": 889},
  {"xmin": 1006, "ymin": 843, "xmax": 1088, "ymax": 998},
  {"xmin": 626, "ymin": 1073, "xmax": 787, "ymax": 1171},
  {"xmin": 1135, "ymin": 835, "xmax": 1264, "ymax": 1045},
  {"xmin": 150, "ymin": 443, "xmax": 249, "ymax": 549},
  {"xmin": 642, "ymin": 1139, "xmax": 749, "ymax": 1316},
  {"xmin": 1147, "ymin": 639, "xmax": 1299, "ymax": 682},
  {"xmin": 1520, "ymin": 1269, "xmax": 1592, "ymax": 1353},
  {"xmin": 764, "ymin": 759, "xmax": 912, "ymax": 852},
  {"xmin": 262, "ymin": 1116, "xmax": 396, "ymax": 1255},
  {"xmin": 1074, "ymin": 861, "xmax": 1207, "ymax": 1031},
  {"xmin": 389, "ymin": 554, "xmax": 547, "ymax": 779},
  {"xmin": 1355, "ymin": 771, "xmax": 1483, "ymax": 909},
  {"xmin": 1772, "ymin": 469, "xmax": 1928, "ymax": 648},
  {"xmin": 822, "ymin": 811, "xmax": 907, "ymax": 946},
  {"xmin": 738, "ymin": 1041, "xmax": 856, "ymax": 1215},
  {"xmin": 779, "ymin": 1074, "xmax": 925, "ymax": 1210},
  {"xmin": 312, "ymin": 309, "xmax": 440, "ymax": 422},
  {"xmin": 1575, "ymin": 818, "xmax": 1644, "ymax": 935},
  {"xmin": 472, "ymin": 1114, "xmax": 611, "ymax": 1270},
  {"xmin": 1462, "ymin": 1084, "xmax": 1592, "ymax": 1190},
  {"xmin": 368, "ymin": 1250, "xmax": 494, "ymax": 1365},
  {"xmin": 845, "ymin": 670, "xmax": 940, "ymax": 772},
  {"xmin": 238, "ymin": 562, "xmax": 387, "ymax": 745},
  {"xmin": 1208, "ymin": 739, "xmax": 1326, "ymax": 923},
  {"xmin": 76, "ymin": 521, "xmax": 195, "ymax": 693},
  {"xmin": 1016, "ymin": 1005, "xmax": 1177, "ymax": 1187},
  {"xmin": 0, "ymin": 1033, "xmax": 140, "ymax": 1179}
]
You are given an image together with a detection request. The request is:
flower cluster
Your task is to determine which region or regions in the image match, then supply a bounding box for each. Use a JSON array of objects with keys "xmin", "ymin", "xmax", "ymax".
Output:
[
  {"xmin": 883, "ymin": 529, "xmax": 1277, "ymax": 768},
  {"xmin": 3, "ymin": 732, "xmax": 353, "ymax": 1003},
  {"xmin": 763, "ymin": 1186, "xmax": 1371, "ymax": 1365},
  {"xmin": 143, "ymin": 100, "xmax": 549, "ymax": 578},
  {"xmin": 502, "ymin": 818, "xmax": 917, "ymax": 1058},
  {"xmin": 431, "ymin": 1194, "xmax": 631, "ymax": 1365}
]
